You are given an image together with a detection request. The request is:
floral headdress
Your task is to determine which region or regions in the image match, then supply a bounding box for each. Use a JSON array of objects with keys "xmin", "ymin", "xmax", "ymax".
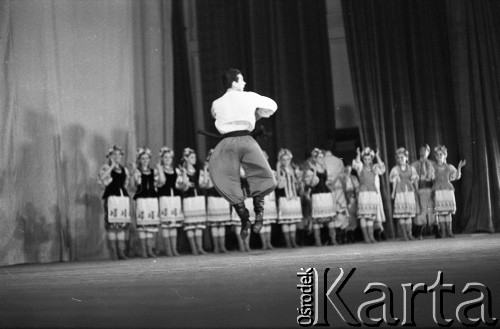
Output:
[
  {"xmin": 278, "ymin": 148, "xmax": 293, "ymax": 160},
  {"xmin": 434, "ymin": 145, "xmax": 448, "ymax": 157},
  {"xmin": 106, "ymin": 145, "xmax": 124, "ymax": 158},
  {"xmin": 361, "ymin": 147, "xmax": 375, "ymax": 159},
  {"xmin": 136, "ymin": 147, "xmax": 152, "ymax": 160},
  {"xmin": 183, "ymin": 147, "xmax": 196, "ymax": 159},
  {"xmin": 159, "ymin": 146, "xmax": 174, "ymax": 158},
  {"xmin": 395, "ymin": 147, "xmax": 409, "ymax": 159}
]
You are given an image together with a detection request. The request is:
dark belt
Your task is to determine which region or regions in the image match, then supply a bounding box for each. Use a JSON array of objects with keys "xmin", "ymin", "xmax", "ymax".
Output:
[
  {"xmin": 419, "ymin": 181, "xmax": 433, "ymax": 189},
  {"xmin": 221, "ymin": 130, "xmax": 251, "ymax": 139}
]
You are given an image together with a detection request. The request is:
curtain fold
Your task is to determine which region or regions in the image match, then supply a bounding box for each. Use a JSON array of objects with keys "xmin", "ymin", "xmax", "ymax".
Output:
[
  {"xmin": 342, "ymin": 0, "xmax": 500, "ymax": 236},
  {"xmin": 133, "ymin": 0, "xmax": 174, "ymax": 153},
  {"xmin": 171, "ymin": 0, "xmax": 196, "ymax": 158}
]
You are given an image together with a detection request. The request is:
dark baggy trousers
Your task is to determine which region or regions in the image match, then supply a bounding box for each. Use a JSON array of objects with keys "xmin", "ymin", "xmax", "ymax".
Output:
[{"xmin": 209, "ymin": 134, "xmax": 277, "ymax": 205}]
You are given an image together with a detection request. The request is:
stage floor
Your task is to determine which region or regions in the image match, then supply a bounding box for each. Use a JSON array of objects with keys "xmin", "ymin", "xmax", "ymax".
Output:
[{"xmin": 1, "ymin": 234, "xmax": 499, "ymax": 328}]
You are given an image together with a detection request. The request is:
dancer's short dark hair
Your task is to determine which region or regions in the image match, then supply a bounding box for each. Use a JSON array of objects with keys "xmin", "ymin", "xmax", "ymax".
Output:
[
  {"xmin": 222, "ymin": 68, "xmax": 242, "ymax": 89},
  {"xmin": 420, "ymin": 144, "xmax": 430, "ymax": 152}
]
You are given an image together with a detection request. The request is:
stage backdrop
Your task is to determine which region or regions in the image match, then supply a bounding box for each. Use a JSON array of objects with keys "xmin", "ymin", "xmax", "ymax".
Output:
[
  {"xmin": 0, "ymin": 0, "xmax": 174, "ymax": 265},
  {"xmin": 342, "ymin": 0, "xmax": 500, "ymax": 235}
]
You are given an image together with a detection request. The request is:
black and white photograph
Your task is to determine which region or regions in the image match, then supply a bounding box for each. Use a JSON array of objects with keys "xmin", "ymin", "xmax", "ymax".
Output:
[{"xmin": 0, "ymin": 0, "xmax": 499, "ymax": 328}]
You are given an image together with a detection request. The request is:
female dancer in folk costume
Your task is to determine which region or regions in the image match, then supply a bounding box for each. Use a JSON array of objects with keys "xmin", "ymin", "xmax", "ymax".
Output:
[
  {"xmin": 157, "ymin": 147, "xmax": 184, "ymax": 256},
  {"xmin": 132, "ymin": 147, "xmax": 161, "ymax": 258},
  {"xmin": 324, "ymin": 151, "xmax": 349, "ymax": 244},
  {"xmin": 200, "ymin": 149, "xmax": 231, "ymax": 254},
  {"xmin": 411, "ymin": 144, "xmax": 436, "ymax": 239},
  {"xmin": 352, "ymin": 147, "xmax": 386, "ymax": 243},
  {"xmin": 340, "ymin": 163, "xmax": 360, "ymax": 243},
  {"xmin": 178, "ymin": 148, "xmax": 208, "ymax": 255},
  {"xmin": 276, "ymin": 149, "xmax": 302, "ymax": 248},
  {"xmin": 390, "ymin": 147, "xmax": 419, "ymax": 241},
  {"xmin": 432, "ymin": 145, "xmax": 466, "ymax": 238},
  {"xmin": 309, "ymin": 148, "xmax": 337, "ymax": 246},
  {"xmin": 98, "ymin": 145, "xmax": 131, "ymax": 260}
]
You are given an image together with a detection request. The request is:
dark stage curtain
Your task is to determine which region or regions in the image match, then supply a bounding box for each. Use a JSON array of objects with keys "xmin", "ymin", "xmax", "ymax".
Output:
[
  {"xmin": 172, "ymin": 0, "xmax": 197, "ymax": 158},
  {"xmin": 446, "ymin": 0, "xmax": 500, "ymax": 233},
  {"xmin": 195, "ymin": 0, "xmax": 335, "ymax": 164},
  {"xmin": 342, "ymin": 0, "xmax": 500, "ymax": 236}
]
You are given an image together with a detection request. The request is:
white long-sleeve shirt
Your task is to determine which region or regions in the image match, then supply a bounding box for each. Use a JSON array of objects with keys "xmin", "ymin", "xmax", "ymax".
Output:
[{"xmin": 211, "ymin": 90, "xmax": 278, "ymax": 134}]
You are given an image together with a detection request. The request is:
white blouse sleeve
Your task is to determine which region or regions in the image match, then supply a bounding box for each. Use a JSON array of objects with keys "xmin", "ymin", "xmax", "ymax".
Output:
[
  {"xmin": 448, "ymin": 164, "xmax": 459, "ymax": 181},
  {"xmin": 124, "ymin": 167, "xmax": 130, "ymax": 189},
  {"xmin": 389, "ymin": 166, "xmax": 400, "ymax": 184},
  {"xmin": 373, "ymin": 162, "xmax": 386, "ymax": 175},
  {"xmin": 98, "ymin": 164, "xmax": 112, "ymax": 188},
  {"xmin": 428, "ymin": 161, "xmax": 436, "ymax": 181},
  {"xmin": 410, "ymin": 166, "xmax": 419, "ymax": 183},
  {"xmin": 133, "ymin": 169, "xmax": 142, "ymax": 186},
  {"xmin": 352, "ymin": 158, "xmax": 363, "ymax": 173}
]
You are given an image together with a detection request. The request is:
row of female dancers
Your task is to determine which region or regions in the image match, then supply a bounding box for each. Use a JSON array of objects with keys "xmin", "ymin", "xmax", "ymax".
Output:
[{"xmin": 98, "ymin": 143, "xmax": 465, "ymax": 259}]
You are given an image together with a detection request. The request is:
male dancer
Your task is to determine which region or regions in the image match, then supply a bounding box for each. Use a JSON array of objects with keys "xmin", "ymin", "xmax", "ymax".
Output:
[
  {"xmin": 412, "ymin": 144, "xmax": 436, "ymax": 238},
  {"xmin": 209, "ymin": 68, "xmax": 278, "ymax": 239}
]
